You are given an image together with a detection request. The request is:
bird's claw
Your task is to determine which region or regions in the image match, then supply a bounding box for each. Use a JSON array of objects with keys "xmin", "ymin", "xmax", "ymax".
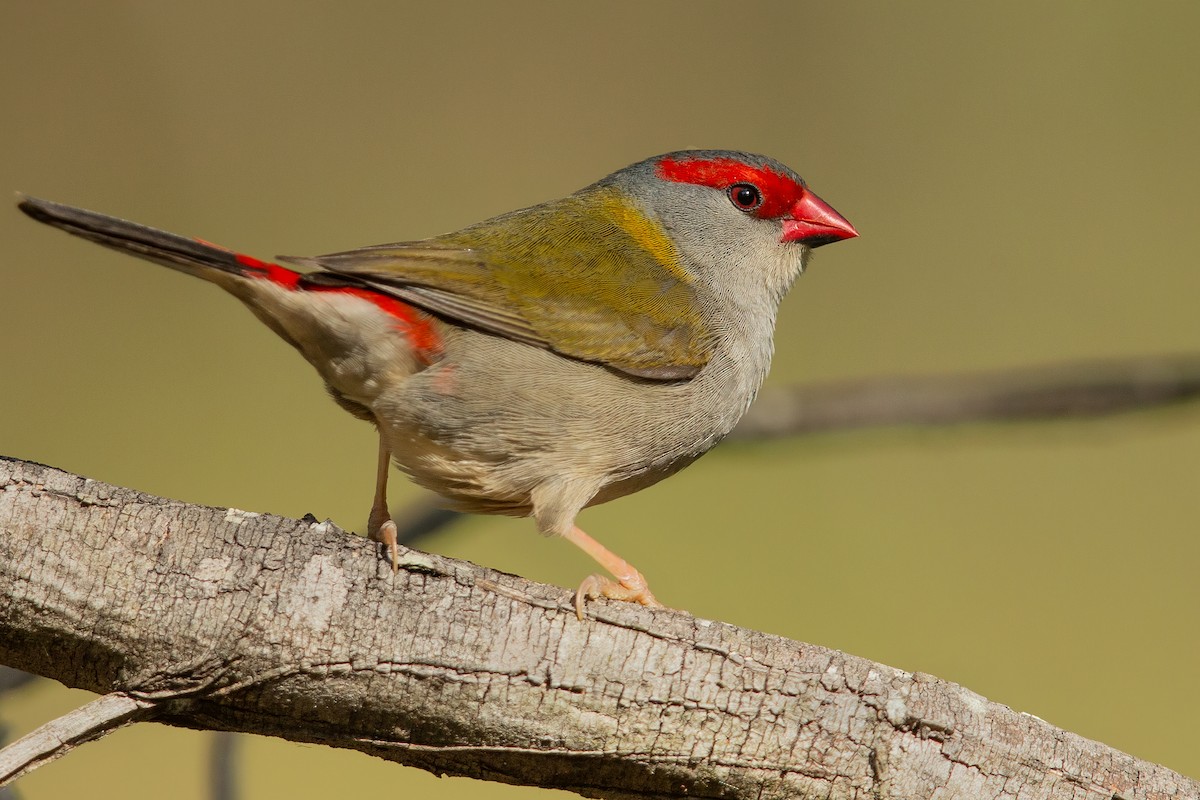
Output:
[
  {"xmin": 368, "ymin": 517, "xmax": 399, "ymax": 572},
  {"xmin": 574, "ymin": 572, "xmax": 664, "ymax": 620}
]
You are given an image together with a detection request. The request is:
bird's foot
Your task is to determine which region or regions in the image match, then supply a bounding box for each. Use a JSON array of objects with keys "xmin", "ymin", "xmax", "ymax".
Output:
[
  {"xmin": 574, "ymin": 572, "xmax": 664, "ymax": 620},
  {"xmin": 368, "ymin": 513, "xmax": 399, "ymax": 572}
]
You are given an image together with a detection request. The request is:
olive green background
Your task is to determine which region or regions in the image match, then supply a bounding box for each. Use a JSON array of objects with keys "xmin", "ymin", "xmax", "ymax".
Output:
[{"xmin": 2, "ymin": 2, "xmax": 1197, "ymax": 797}]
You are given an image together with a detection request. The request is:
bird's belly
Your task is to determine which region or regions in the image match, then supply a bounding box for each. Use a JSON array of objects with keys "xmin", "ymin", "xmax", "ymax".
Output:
[
  {"xmin": 382, "ymin": 427, "xmax": 537, "ymax": 516},
  {"xmin": 369, "ymin": 331, "xmax": 751, "ymax": 517},
  {"xmin": 379, "ymin": 419, "xmax": 708, "ymax": 517}
]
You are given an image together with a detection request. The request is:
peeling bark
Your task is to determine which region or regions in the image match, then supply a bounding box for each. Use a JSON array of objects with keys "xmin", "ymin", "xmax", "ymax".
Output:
[{"xmin": 0, "ymin": 456, "xmax": 1194, "ymax": 799}]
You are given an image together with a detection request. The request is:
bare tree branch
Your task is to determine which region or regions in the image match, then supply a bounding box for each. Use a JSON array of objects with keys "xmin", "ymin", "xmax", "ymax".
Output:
[
  {"xmin": 729, "ymin": 352, "xmax": 1200, "ymax": 441},
  {"xmin": 0, "ymin": 693, "xmax": 153, "ymax": 785},
  {"xmin": 1, "ymin": 457, "xmax": 1195, "ymax": 799}
]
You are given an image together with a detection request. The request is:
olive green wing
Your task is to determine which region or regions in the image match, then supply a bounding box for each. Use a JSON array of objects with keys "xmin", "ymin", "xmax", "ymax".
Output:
[{"xmin": 282, "ymin": 190, "xmax": 712, "ymax": 380}]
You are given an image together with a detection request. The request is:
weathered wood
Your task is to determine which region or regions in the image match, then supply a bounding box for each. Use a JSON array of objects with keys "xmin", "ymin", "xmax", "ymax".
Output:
[{"xmin": 0, "ymin": 456, "xmax": 1194, "ymax": 799}]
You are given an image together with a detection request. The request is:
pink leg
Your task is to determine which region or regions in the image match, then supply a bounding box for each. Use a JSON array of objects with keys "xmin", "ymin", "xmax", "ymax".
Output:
[
  {"xmin": 367, "ymin": 436, "xmax": 398, "ymax": 572},
  {"xmin": 561, "ymin": 525, "xmax": 664, "ymax": 619}
]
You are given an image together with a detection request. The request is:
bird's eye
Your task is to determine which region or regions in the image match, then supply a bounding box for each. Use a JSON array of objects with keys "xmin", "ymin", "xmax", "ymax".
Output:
[{"xmin": 728, "ymin": 183, "xmax": 763, "ymax": 212}]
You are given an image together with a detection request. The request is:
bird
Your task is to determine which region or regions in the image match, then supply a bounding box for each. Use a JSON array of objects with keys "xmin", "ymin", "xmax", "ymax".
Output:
[{"xmin": 17, "ymin": 150, "xmax": 857, "ymax": 618}]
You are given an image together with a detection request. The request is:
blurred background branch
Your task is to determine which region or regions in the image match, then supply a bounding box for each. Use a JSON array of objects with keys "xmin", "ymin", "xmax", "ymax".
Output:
[{"xmin": 730, "ymin": 351, "xmax": 1200, "ymax": 440}]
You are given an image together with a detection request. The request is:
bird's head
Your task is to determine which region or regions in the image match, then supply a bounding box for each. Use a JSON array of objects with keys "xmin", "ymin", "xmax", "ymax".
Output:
[{"xmin": 600, "ymin": 150, "xmax": 858, "ymax": 306}]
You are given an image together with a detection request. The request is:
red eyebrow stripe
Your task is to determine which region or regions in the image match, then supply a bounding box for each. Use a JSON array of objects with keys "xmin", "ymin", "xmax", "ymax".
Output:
[{"xmin": 655, "ymin": 156, "xmax": 805, "ymax": 220}]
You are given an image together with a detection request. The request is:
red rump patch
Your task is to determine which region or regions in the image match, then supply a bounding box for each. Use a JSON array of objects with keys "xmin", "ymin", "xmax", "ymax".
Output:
[
  {"xmin": 234, "ymin": 252, "xmax": 443, "ymax": 363},
  {"xmin": 236, "ymin": 252, "xmax": 301, "ymax": 289},
  {"xmin": 656, "ymin": 156, "xmax": 806, "ymax": 220},
  {"xmin": 334, "ymin": 287, "xmax": 444, "ymax": 363}
]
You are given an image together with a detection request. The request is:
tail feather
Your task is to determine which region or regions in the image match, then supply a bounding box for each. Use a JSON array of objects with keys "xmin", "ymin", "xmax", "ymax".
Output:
[{"xmin": 17, "ymin": 195, "xmax": 293, "ymax": 284}]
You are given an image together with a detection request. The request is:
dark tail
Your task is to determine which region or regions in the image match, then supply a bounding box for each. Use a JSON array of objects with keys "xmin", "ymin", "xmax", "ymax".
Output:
[{"xmin": 17, "ymin": 195, "xmax": 291, "ymax": 282}]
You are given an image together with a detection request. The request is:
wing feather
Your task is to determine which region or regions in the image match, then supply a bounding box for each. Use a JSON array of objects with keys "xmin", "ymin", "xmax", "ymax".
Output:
[{"xmin": 282, "ymin": 188, "xmax": 712, "ymax": 379}]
